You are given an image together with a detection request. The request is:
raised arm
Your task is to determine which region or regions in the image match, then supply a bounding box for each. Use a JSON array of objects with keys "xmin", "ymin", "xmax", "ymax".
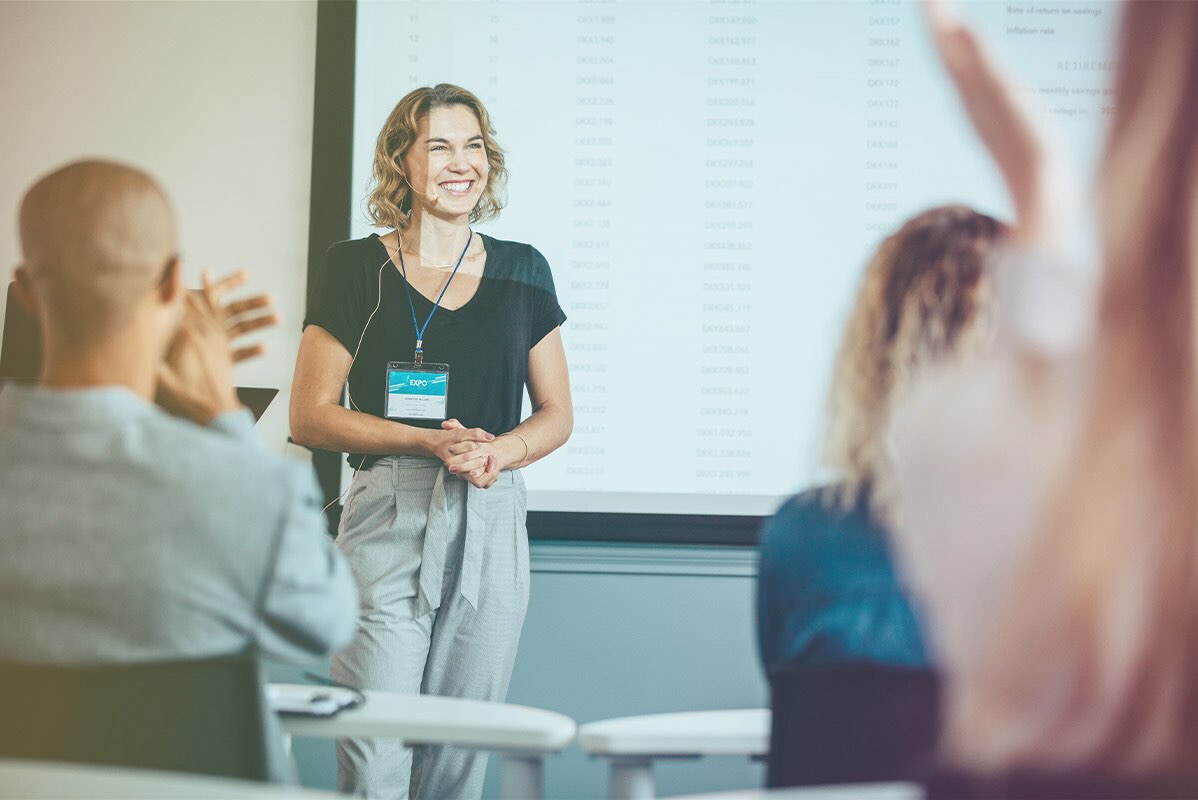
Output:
[
  {"xmin": 923, "ymin": 0, "xmax": 1076, "ymax": 255},
  {"xmin": 889, "ymin": 0, "xmax": 1093, "ymax": 682}
]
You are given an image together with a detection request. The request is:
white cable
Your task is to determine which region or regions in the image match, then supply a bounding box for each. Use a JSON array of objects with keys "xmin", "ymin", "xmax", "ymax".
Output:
[
  {"xmin": 346, "ymin": 253, "xmax": 390, "ymax": 412},
  {"xmin": 321, "ymin": 252, "xmax": 392, "ymax": 514}
]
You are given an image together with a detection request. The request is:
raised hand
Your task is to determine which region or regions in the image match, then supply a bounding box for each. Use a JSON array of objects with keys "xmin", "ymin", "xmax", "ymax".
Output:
[{"xmin": 923, "ymin": 0, "xmax": 1077, "ymax": 252}]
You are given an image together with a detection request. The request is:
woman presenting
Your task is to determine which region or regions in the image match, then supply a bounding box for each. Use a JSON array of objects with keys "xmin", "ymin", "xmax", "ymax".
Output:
[{"xmin": 290, "ymin": 83, "xmax": 572, "ymax": 800}]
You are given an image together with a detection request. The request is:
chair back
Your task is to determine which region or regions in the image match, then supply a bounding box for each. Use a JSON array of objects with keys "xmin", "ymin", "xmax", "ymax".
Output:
[
  {"xmin": 1, "ymin": 282, "xmax": 40, "ymax": 383},
  {"xmin": 768, "ymin": 662, "xmax": 941, "ymax": 788},
  {"xmin": 0, "ymin": 650, "xmax": 271, "ymax": 781}
]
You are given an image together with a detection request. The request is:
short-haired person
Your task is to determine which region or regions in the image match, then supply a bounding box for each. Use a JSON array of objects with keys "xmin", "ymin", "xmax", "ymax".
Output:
[
  {"xmin": 0, "ymin": 160, "xmax": 358, "ymax": 780},
  {"xmin": 757, "ymin": 205, "xmax": 1007, "ymax": 673},
  {"xmin": 291, "ymin": 84, "xmax": 572, "ymax": 799}
]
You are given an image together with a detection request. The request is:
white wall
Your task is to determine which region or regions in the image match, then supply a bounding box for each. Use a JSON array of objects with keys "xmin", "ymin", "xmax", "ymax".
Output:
[{"xmin": 0, "ymin": 0, "xmax": 317, "ymax": 453}]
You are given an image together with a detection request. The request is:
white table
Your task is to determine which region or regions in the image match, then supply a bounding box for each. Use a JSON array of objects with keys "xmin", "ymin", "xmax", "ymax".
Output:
[
  {"xmin": 0, "ymin": 758, "xmax": 343, "ymax": 799},
  {"xmin": 276, "ymin": 684, "xmax": 576, "ymax": 799},
  {"xmin": 663, "ymin": 783, "xmax": 923, "ymax": 800},
  {"xmin": 579, "ymin": 709, "xmax": 770, "ymax": 800}
]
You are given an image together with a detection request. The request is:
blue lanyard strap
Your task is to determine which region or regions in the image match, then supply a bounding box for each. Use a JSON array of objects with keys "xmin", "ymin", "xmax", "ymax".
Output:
[{"xmin": 396, "ymin": 229, "xmax": 473, "ymax": 365}]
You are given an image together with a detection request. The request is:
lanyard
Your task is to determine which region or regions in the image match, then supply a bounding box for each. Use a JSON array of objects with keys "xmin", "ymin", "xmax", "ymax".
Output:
[{"xmin": 395, "ymin": 229, "xmax": 473, "ymax": 366}]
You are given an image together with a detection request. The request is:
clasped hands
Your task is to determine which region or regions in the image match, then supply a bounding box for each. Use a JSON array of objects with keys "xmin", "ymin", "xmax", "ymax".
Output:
[{"xmin": 429, "ymin": 420, "xmax": 520, "ymax": 490}]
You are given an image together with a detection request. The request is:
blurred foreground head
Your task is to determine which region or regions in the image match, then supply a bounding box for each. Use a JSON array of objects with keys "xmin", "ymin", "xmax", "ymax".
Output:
[
  {"xmin": 823, "ymin": 204, "xmax": 1008, "ymax": 518},
  {"xmin": 16, "ymin": 160, "xmax": 179, "ymax": 346}
]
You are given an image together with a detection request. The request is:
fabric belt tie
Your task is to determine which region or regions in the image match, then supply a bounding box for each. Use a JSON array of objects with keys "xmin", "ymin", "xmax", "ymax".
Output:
[{"xmin": 411, "ymin": 463, "xmax": 488, "ymax": 617}]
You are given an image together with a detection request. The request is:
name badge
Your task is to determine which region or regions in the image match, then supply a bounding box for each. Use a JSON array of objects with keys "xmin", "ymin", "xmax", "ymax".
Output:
[{"xmin": 385, "ymin": 362, "xmax": 449, "ymax": 422}]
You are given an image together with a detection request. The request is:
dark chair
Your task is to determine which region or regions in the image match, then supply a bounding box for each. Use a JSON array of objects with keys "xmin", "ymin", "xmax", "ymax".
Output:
[
  {"xmin": 0, "ymin": 281, "xmax": 40, "ymax": 383},
  {"xmin": 767, "ymin": 662, "xmax": 941, "ymax": 788},
  {"xmin": 926, "ymin": 768, "xmax": 1198, "ymax": 799},
  {"xmin": 0, "ymin": 650, "xmax": 271, "ymax": 781}
]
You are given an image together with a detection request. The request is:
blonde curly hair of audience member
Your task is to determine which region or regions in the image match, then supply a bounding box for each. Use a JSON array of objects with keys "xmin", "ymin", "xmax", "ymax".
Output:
[
  {"xmin": 823, "ymin": 205, "xmax": 1008, "ymax": 520},
  {"xmin": 366, "ymin": 83, "xmax": 508, "ymax": 230},
  {"xmin": 963, "ymin": 2, "xmax": 1198, "ymax": 773}
]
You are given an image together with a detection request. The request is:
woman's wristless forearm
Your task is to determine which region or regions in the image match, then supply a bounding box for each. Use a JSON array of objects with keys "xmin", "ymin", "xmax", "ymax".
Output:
[{"xmin": 295, "ymin": 403, "xmax": 434, "ymax": 456}]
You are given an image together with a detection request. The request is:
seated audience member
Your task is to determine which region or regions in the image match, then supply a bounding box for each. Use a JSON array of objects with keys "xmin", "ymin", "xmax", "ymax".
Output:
[
  {"xmin": 757, "ymin": 204, "xmax": 1007, "ymax": 673},
  {"xmin": 891, "ymin": 1, "xmax": 1198, "ymax": 793},
  {"xmin": 0, "ymin": 160, "xmax": 358, "ymax": 779}
]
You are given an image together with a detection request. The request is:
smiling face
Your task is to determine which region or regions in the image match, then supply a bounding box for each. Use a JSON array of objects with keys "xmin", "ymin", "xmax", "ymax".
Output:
[{"xmin": 403, "ymin": 104, "xmax": 490, "ymax": 223}]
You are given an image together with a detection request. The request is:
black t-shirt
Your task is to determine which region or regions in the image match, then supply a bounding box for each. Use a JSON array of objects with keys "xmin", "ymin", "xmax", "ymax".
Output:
[{"xmin": 303, "ymin": 233, "xmax": 566, "ymax": 469}]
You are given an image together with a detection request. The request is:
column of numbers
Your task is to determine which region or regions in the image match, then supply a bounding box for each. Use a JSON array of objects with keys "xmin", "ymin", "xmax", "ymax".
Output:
[
  {"xmin": 563, "ymin": 1, "xmax": 617, "ymax": 479},
  {"xmin": 863, "ymin": 0, "xmax": 903, "ymax": 237},
  {"xmin": 695, "ymin": 0, "xmax": 757, "ymax": 484}
]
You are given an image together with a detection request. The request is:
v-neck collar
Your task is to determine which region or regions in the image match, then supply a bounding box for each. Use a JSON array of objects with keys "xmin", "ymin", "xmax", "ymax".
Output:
[{"xmin": 372, "ymin": 232, "xmax": 491, "ymax": 314}]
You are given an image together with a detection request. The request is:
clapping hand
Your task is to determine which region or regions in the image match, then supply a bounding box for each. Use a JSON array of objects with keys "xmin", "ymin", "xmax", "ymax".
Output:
[{"xmin": 156, "ymin": 270, "xmax": 279, "ymax": 424}]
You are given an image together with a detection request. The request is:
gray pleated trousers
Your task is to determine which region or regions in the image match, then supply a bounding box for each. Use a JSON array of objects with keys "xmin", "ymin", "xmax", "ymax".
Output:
[{"xmin": 331, "ymin": 455, "xmax": 530, "ymax": 800}]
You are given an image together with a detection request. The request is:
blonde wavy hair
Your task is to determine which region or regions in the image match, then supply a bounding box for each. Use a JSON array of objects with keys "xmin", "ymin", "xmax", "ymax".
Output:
[
  {"xmin": 823, "ymin": 205, "xmax": 1008, "ymax": 518},
  {"xmin": 366, "ymin": 84, "xmax": 508, "ymax": 230}
]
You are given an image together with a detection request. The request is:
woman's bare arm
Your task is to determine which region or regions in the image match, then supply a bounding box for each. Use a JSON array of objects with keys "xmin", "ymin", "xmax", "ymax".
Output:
[{"xmin": 441, "ymin": 327, "xmax": 573, "ymax": 488}]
